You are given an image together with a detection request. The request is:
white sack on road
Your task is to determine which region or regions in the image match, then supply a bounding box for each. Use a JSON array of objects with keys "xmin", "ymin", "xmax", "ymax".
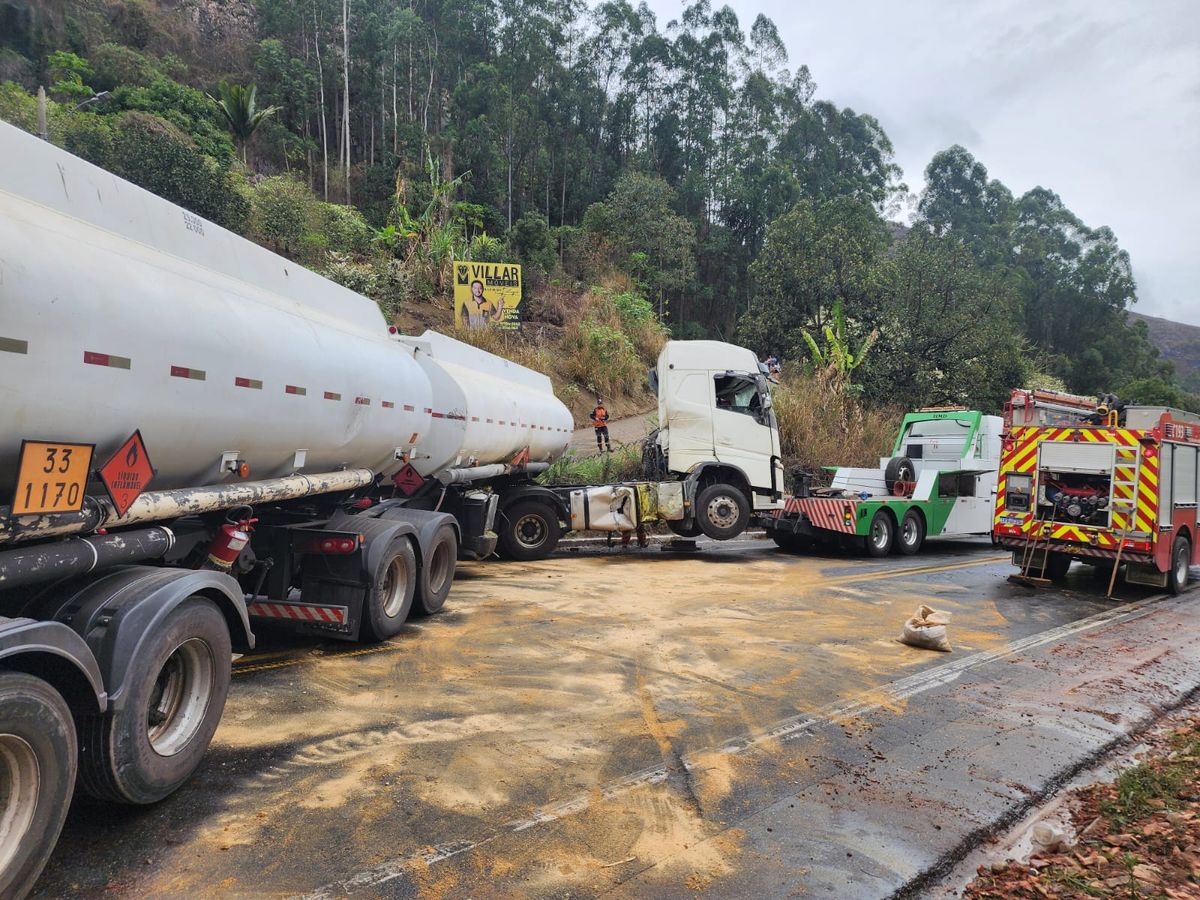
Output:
[{"xmin": 899, "ymin": 604, "xmax": 952, "ymax": 652}]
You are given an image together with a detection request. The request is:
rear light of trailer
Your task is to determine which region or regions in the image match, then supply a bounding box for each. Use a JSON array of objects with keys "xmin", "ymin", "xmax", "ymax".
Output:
[{"xmin": 296, "ymin": 534, "xmax": 363, "ymax": 555}]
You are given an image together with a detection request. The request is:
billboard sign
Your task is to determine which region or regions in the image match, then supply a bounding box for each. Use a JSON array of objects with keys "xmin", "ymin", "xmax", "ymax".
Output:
[{"xmin": 453, "ymin": 261, "xmax": 522, "ymax": 330}]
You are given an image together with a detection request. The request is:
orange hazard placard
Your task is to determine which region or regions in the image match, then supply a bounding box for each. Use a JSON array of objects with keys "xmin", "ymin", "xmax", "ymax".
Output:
[
  {"xmin": 98, "ymin": 431, "xmax": 155, "ymax": 517},
  {"xmin": 12, "ymin": 440, "xmax": 95, "ymax": 515}
]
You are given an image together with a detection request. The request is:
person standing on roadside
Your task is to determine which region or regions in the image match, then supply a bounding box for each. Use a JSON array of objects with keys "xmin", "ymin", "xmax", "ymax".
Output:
[{"xmin": 591, "ymin": 397, "xmax": 612, "ymax": 452}]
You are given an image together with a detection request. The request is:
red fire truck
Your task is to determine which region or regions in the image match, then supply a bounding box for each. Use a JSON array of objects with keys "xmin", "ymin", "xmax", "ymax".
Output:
[{"xmin": 993, "ymin": 389, "xmax": 1200, "ymax": 593}]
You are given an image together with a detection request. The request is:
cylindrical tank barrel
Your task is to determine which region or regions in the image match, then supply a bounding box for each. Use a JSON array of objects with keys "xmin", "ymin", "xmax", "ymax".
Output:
[
  {"xmin": 402, "ymin": 331, "xmax": 573, "ymax": 477},
  {"xmin": 0, "ymin": 121, "xmax": 570, "ymax": 499}
]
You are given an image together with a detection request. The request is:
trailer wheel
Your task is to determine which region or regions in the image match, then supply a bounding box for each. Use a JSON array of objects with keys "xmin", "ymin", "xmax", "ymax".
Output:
[
  {"xmin": 865, "ymin": 511, "xmax": 894, "ymax": 558},
  {"xmin": 79, "ymin": 597, "xmax": 230, "ymax": 805},
  {"xmin": 0, "ymin": 672, "xmax": 76, "ymax": 900},
  {"xmin": 896, "ymin": 510, "xmax": 925, "ymax": 556},
  {"xmin": 414, "ymin": 525, "xmax": 457, "ymax": 616},
  {"xmin": 667, "ymin": 519, "xmax": 702, "ymax": 538},
  {"xmin": 498, "ymin": 500, "xmax": 562, "ymax": 561},
  {"xmin": 695, "ymin": 483, "xmax": 750, "ymax": 541},
  {"xmin": 1168, "ymin": 534, "xmax": 1191, "ymax": 596},
  {"xmin": 362, "ymin": 536, "xmax": 417, "ymax": 640}
]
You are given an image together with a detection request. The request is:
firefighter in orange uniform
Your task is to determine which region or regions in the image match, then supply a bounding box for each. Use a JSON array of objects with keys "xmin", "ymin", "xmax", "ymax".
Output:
[{"xmin": 591, "ymin": 398, "xmax": 611, "ymax": 452}]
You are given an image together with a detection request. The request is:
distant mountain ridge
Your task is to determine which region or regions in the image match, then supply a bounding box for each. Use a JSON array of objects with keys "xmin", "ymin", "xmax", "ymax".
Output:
[{"xmin": 1129, "ymin": 311, "xmax": 1200, "ymax": 394}]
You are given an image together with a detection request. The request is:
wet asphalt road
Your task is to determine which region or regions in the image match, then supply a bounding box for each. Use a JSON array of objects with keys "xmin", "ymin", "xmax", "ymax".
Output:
[{"xmin": 32, "ymin": 537, "xmax": 1200, "ymax": 898}]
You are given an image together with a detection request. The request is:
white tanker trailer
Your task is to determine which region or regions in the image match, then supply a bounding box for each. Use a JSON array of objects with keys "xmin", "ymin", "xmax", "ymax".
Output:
[
  {"xmin": 0, "ymin": 117, "xmax": 786, "ymax": 896},
  {"xmin": 0, "ymin": 119, "xmax": 574, "ymax": 897}
]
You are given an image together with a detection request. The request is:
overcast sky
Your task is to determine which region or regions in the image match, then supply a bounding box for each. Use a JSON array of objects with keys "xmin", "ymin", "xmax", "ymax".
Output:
[{"xmin": 644, "ymin": 0, "xmax": 1200, "ymax": 325}]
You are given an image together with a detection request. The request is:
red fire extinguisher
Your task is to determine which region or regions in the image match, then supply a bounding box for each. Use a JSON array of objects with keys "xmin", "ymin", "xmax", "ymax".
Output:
[{"xmin": 205, "ymin": 510, "xmax": 257, "ymax": 572}]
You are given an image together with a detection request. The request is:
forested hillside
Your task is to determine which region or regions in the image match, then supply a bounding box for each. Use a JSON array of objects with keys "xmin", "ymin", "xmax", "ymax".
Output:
[
  {"xmin": 1, "ymin": 0, "xmax": 1194, "ymax": 416},
  {"xmin": 1129, "ymin": 312, "xmax": 1200, "ymax": 398}
]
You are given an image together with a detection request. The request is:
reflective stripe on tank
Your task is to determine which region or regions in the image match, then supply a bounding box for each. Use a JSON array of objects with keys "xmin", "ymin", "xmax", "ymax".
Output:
[
  {"xmin": 0, "ymin": 337, "xmax": 28, "ymax": 354},
  {"xmin": 68, "ymin": 345, "xmax": 566, "ymax": 434},
  {"xmin": 84, "ymin": 350, "xmax": 131, "ymax": 368}
]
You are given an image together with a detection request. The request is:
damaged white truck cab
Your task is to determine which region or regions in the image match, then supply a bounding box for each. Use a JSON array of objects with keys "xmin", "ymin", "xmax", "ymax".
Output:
[
  {"xmin": 650, "ymin": 340, "xmax": 785, "ymax": 510},
  {"xmin": 547, "ymin": 340, "xmax": 787, "ymax": 547}
]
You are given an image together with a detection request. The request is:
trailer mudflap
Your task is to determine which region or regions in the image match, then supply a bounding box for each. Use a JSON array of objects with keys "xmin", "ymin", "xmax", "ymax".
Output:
[{"xmin": 247, "ymin": 597, "xmax": 355, "ymax": 636}]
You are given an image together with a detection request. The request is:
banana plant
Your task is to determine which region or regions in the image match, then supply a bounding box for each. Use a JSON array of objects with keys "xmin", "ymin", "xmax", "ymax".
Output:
[
  {"xmin": 802, "ymin": 299, "xmax": 877, "ymax": 384},
  {"xmin": 801, "ymin": 300, "xmax": 878, "ymax": 398}
]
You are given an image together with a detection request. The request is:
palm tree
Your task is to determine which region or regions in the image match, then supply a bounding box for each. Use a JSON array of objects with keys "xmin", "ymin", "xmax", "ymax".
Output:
[{"xmin": 208, "ymin": 82, "xmax": 280, "ymax": 165}]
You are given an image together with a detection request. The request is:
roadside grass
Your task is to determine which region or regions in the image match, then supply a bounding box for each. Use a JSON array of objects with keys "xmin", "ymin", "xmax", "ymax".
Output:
[
  {"xmin": 1045, "ymin": 866, "xmax": 1104, "ymax": 896},
  {"xmin": 1099, "ymin": 728, "xmax": 1197, "ymax": 826},
  {"xmin": 540, "ymin": 444, "xmax": 644, "ymax": 486}
]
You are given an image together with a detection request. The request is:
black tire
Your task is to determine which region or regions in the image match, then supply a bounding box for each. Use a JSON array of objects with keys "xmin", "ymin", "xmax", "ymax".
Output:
[
  {"xmin": 414, "ymin": 525, "xmax": 457, "ymax": 616},
  {"xmin": 498, "ymin": 500, "xmax": 562, "ymax": 561},
  {"xmin": 896, "ymin": 509, "xmax": 925, "ymax": 555},
  {"xmin": 361, "ymin": 536, "xmax": 417, "ymax": 640},
  {"xmin": 1168, "ymin": 534, "xmax": 1191, "ymax": 596},
  {"xmin": 771, "ymin": 530, "xmax": 810, "ymax": 553},
  {"xmin": 1044, "ymin": 551, "xmax": 1072, "ymax": 582},
  {"xmin": 884, "ymin": 456, "xmax": 915, "ymax": 492},
  {"xmin": 694, "ymin": 483, "xmax": 750, "ymax": 540},
  {"xmin": 864, "ymin": 510, "xmax": 894, "ymax": 558},
  {"xmin": 79, "ymin": 596, "xmax": 230, "ymax": 805},
  {"xmin": 0, "ymin": 672, "xmax": 76, "ymax": 900},
  {"xmin": 667, "ymin": 519, "xmax": 703, "ymax": 538}
]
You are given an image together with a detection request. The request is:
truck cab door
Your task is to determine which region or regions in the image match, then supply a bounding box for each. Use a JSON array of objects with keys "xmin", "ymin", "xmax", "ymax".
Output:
[
  {"xmin": 662, "ymin": 371, "xmax": 716, "ymax": 472},
  {"xmin": 711, "ymin": 372, "xmax": 780, "ymax": 494}
]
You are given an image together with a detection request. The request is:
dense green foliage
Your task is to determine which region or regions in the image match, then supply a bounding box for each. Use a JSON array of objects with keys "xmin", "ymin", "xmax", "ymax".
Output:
[{"xmin": 0, "ymin": 0, "xmax": 1191, "ymax": 411}]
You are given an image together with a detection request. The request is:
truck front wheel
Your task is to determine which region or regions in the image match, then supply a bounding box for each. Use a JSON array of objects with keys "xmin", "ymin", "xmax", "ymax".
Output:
[
  {"xmin": 1168, "ymin": 534, "xmax": 1191, "ymax": 595},
  {"xmin": 0, "ymin": 672, "xmax": 76, "ymax": 900},
  {"xmin": 695, "ymin": 483, "xmax": 750, "ymax": 541},
  {"xmin": 79, "ymin": 597, "xmax": 231, "ymax": 805},
  {"xmin": 498, "ymin": 500, "xmax": 562, "ymax": 561}
]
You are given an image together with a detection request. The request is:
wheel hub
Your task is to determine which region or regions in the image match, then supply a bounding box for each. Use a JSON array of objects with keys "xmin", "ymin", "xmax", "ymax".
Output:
[
  {"xmin": 0, "ymin": 734, "xmax": 39, "ymax": 876},
  {"xmin": 515, "ymin": 514, "xmax": 546, "ymax": 548},
  {"xmin": 147, "ymin": 638, "xmax": 215, "ymax": 757},
  {"xmin": 428, "ymin": 542, "xmax": 451, "ymax": 594},
  {"xmin": 382, "ymin": 556, "xmax": 409, "ymax": 617},
  {"xmin": 872, "ymin": 521, "xmax": 889, "ymax": 548},
  {"xmin": 706, "ymin": 496, "xmax": 738, "ymax": 529}
]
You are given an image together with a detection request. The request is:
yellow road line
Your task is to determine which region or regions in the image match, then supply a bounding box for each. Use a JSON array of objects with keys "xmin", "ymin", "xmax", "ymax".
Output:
[
  {"xmin": 818, "ymin": 554, "xmax": 1009, "ymax": 588},
  {"xmin": 233, "ymin": 639, "xmax": 410, "ymax": 676}
]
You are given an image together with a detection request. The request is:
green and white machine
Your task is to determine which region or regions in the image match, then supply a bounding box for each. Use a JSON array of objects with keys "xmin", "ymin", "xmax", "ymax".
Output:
[{"xmin": 761, "ymin": 408, "xmax": 1003, "ymax": 556}]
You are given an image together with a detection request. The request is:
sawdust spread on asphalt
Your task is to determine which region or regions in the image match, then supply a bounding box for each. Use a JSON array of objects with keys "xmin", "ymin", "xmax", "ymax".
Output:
[{"xmin": 125, "ymin": 547, "xmax": 1014, "ymax": 896}]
